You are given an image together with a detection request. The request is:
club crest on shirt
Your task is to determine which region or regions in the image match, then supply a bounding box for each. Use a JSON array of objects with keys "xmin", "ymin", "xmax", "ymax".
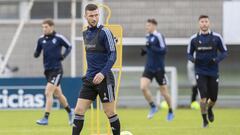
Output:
[
  {"xmin": 151, "ymin": 37, "xmax": 155, "ymax": 42},
  {"xmin": 52, "ymin": 38, "xmax": 57, "ymax": 44}
]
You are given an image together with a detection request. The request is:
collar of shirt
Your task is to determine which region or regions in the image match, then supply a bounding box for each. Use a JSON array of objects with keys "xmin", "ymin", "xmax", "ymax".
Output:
[
  {"xmin": 152, "ymin": 30, "xmax": 158, "ymax": 35},
  {"xmin": 149, "ymin": 30, "xmax": 158, "ymax": 36},
  {"xmin": 147, "ymin": 30, "xmax": 158, "ymax": 37},
  {"xmin": 199, "ymin": 29, "xmax": 211, "ymax": 35},
  {"xmin": 44, "ymin": 31, "xmax": 56, "ymax": 39},
  {"xmin": 88, "ymin": 23, "xmax": 101, "ymax": 30}
]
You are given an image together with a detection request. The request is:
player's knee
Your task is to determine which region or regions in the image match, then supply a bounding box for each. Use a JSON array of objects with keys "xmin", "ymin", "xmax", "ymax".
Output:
[
  {"xmin": 140, "ymin": 85, "xmax": 148, "ymax": 91},
  {"xmin": 160, "ymin": 90, "xmax": 166, "ymax": 96},
  {"xmin": 160, "ymin": 89, "xmax": 168, "ymax": 97},
  {"xmin": 53, "ymin": 93, "xmax": 60, "ymax": 98},
  {"xmin": 210, "ymin": 97, "xmax": 217, "ymax": 102},
  {"xmin": 200, "ymin": 98, "xmax": 207, "ymax": 103},
  {"xmin": 45, "ymin": 91, "xmax": 53, "ymax": 98},
  {"xmin": 104, "ymin": 110, "xmax": 115, "ymax": 117},
  {"xmin": 74, "ymin": 106, "xmax": 86, "ymax": 115},
  {"xmin": 54, "ymin": 93, "xmax": 63, "ymax": 99}
]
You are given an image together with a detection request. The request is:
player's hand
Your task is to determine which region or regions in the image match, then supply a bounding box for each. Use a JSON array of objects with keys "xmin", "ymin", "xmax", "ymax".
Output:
[
  {"xmin": 93, "ymin": 72, "xmax": 105, "ymax": 84},
  {"xmin": 146, "ymin": 42, "xmax": 150, "ymax": 48},
  {"xmin": 11, "ymin": 66, "xmax": 19, "ymax": 72},
  {"xmin": 114, "ymin": 37, "xmax": 118, "ymax": 44},
  {"xmin": 140, "ymin": 48, "xmax": 147, "ymax": 56},
  {"xmin": 59, "ymin": 55, "xmax": 65, "ymax": 61},
  {"xmin": 34, "ymin": 52, "xmax": 40, "ymax": 58}
]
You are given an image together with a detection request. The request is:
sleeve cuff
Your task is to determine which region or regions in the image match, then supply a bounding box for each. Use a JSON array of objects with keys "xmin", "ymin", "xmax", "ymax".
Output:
[{"xmin": 100, "ymin": 71, "xmax": 107, "ymax": 76}]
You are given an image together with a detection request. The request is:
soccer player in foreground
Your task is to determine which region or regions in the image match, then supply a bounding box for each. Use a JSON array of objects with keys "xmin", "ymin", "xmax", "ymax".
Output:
[
  {"xmin": 140, "ymin": 19, "xmax": 174, "ymax": 121},
  {"xmin": 72, "ymin": 4, "xmax": 120, "ymax": 135},
  {"xmin": 34, "ymin": 19, "xmax": 74, "ymax": 125},
  {"xmin": 187, "ymin": 15, "xmax": 227, "ymax": 128}
]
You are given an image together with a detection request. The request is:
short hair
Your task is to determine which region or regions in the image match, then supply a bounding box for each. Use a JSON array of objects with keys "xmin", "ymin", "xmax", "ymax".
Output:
[
  {"xmin": 85, "ymin": 4, "xmax": 98, "ymax": 12},
  {"xmin": 147, "ymin": 18, "xmax": 158, "ymax": 25},
  {"xmin": 42, "ymin": 19, "xmax": 54, "ymax": 26},
  {"xmin": 198, "ymin": 15, "xmax": 209, "ymax": 20}
]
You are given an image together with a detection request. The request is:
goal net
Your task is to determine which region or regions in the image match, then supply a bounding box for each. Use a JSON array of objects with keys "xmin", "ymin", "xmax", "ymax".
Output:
[{"xmin": 120, "ymin": 66, "xmax": 178, "ymax": 109}]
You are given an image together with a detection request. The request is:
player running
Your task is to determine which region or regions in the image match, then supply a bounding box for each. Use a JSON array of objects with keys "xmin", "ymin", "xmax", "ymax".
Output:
[
  {"xmin": 72, "ymin": 4, "xmax": 120, "ymax": 135},
  {"xmin": 34, "ymin": 19, "xmax": 74, "ymax": 125},
  {"xmin": 187, "ymin": 15, "xmax": 227, "ymax": 128},
  {"xmin": 140, "ymin": 18, "xmax": 174, "ymax": 121}
]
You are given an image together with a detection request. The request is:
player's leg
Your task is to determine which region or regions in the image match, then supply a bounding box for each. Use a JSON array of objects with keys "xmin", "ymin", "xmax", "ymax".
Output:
[
  {"xmin": 36, "ymin": 82, "xmax": 56, "ymax": 125},
  {"xmin": 159, "ymin": 85, "xmax": 174, "ymax": 121},
  {"xmin": 72, "ymin": 98, "xmax": 92, "ymax": 135},
  {"xmin": 191, "ymin": 85, "xmax": 199, "ymax": 108},
  {"xmin": 36, "ymin": 70, "xmax": 63, "ymax": 125},
  {"xmin": 187, "ymin": 61, "xmax": 199, "ymax": 109},
  {"xmin": 196, "ymin": 74, "xmax": 209, "ymax": 127},
  {"xmin": 141, "ymin": 70, "xmax": 155, "ymax": 105},
  {"xmin": 156, "ymin": 71, "xmax": 174, "ymax": 121},
  {"xmin": 140, "ymin": 75, "xmax": 158, "ymax": 119},
  {"xmin": 103, "ymin": 102, "xmax": 120, "ymax": 135},
  {"xmin": 45, "ymin": 83, "xmax": 56, "ymax": 113},
  {"xmin": 141, "ymin": 77, "xmax": 154, "ymax": 104},
  {"xmin": 191, "ymin": 76, "xmax": 199, "ymax": 109},
  {"xmin": 191, "ymin": 85, "xmax": 198, "ymax": 102},
  {"xmin": 190, "ymin": 77, "xmax": 200, "ymax": 110},
  {"xmin": 99, "ymin": 75, "xmax": 120, "ymax": 135},
  {"xmin": 54, "ymin": 85, "xmax": 71, "ymax": 111},
  {"xmin": 54, "ymin": 85, "xmax": 74, "ymax": 125},
  {"xmin": 207, "ymin": 76, "xmax": 219, "ymax": 122},
  {"xmin": 72, "ymin": 78, "xmax": 97, "ymax": 135}
]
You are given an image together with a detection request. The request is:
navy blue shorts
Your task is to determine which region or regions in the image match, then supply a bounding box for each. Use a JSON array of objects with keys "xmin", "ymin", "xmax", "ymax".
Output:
[
  {"xmin": 79, "ymin": 72, "xmax": 115, "ymax": 103},
  {"xmin": 196, "ymin": 74, "xmax": 219, "ymax": 101},
  {"xmin": 44, "ymin": 69, "xmax": 63, "ymax": 86},
  {"xmin": 142, "ymin": 69, "xmax": 167, "ymax": 85}
]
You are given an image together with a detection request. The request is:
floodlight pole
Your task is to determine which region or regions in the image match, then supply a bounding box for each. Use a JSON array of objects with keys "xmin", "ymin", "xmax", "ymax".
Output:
[{"xmin": 70, "ymin": 0, "xmax": 77, "ymax": 77}]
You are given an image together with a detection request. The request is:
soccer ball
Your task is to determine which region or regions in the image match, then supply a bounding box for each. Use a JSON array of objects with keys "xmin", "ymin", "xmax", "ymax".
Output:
[
  {"xmin": 191, "ymin": 101, "xmax": 200, "ymax": 110},
  {"xmin": 160, "ymin": 101, "xmax": 169, "ymax": 109},
  {"xmin": 121, "ymin": 131, "xmax": 133, "ymax": 135}
]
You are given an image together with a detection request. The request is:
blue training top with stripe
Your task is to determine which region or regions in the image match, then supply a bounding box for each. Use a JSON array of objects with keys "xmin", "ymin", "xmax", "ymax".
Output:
[
  {"xmin": 83, "ymin": 24, "xmax": 116, "ymax": 79},
  {"xmin": 145, "ymin": 30, "xmax": 167, "ymax": 72},
  {"xmin": 34, "ymin": 31, "xmax": 72, "ymax": 71},
  {"xmin": 187, "ymin": 31, "xmax": 227, "ymax": 77}
]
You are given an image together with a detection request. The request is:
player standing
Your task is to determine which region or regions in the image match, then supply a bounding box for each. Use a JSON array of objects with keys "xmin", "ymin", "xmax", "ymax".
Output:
[
  {"xmin": 34, "ymin": 19, "xmax": 74, "ymax": 125},
  {"xmin": 140, "ymin": 19, "xmax": 174, "ymax": 121},
  {"xmin": 72, "ymin": 4, "xmax": 120, "ymax": 135},
  {"xmin": 187, "ymin": 15, "xmax": 227, "ymax": 127}
]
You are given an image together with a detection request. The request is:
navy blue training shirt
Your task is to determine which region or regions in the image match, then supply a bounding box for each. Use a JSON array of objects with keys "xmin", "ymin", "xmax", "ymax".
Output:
[
  {"xmin": 34, "ymin": 31, "xmax": 72, "ymax": 71},
  {"xmin": 83, "ymin": 24, "xmax": 116, "ymax": 79},
  {"xmin": 145, "ymin": 31, "xmax": 167, "ymax": 72},
  {"xmin": 187, "ymin": 31, "xmax": 227, "ymax": 77}
]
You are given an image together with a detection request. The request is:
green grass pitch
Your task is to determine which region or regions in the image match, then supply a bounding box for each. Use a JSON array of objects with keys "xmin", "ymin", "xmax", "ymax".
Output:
[{"xmin": 0, "ymin": 108, "xmax": 240, "ymax": 135}]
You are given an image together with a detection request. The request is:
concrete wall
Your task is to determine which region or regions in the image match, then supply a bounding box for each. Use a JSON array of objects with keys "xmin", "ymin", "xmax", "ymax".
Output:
[
  {"xmin": 0, "ymin": 23, "xmax": 83, "ymax": 77},
  {"xmin": 0, "ymin": 0, "xmax": 224, "ymax": 77},
  {"xmin": 105, "ymin": 0, "xmax": 223, "ymax": 37}
]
